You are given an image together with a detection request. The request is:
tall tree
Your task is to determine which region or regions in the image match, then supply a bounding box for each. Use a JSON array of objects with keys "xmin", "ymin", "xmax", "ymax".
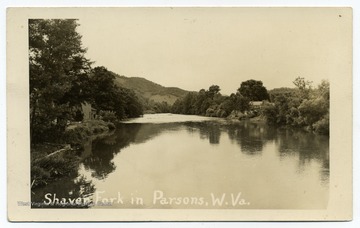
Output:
[
  {"xmin": 89, "ymin": 66, "xmax": 143, "ymax": 119},
  {"xmin": 238, "ymin": 80, "xmax": 269, "ymax": 101},
  {"xmin": 29, "ymin": 19, "xmax": 92, "ymax": 143},
  {"xmin": 89, "ymin": 66, "xmax": 118, "ymax": 112},
  {"xmin": 293, "ymin": 77, "xmax": 313, "ymax": 91},
  {"xmin": 293, "ymin": 77, "xmax": 313, "ymax": 99},
  {"xmin": 206, "ymin": 85, "xmax": 221, "ymax": 100}
]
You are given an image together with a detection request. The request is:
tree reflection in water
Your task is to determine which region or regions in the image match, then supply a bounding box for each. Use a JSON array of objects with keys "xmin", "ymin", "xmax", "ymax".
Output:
[
  {"xmin": 182, "ymin": 120, "xmax": 329, "ymax": 183},
  {"xmin": 82, "ymin": 124, "xmax": 142, "ymax": 179},
  {"xmin": 184, "ymin": 122, "xmax": 221, "ymax": 144},
  {"xmin": 226, "ymin": 121, "xmax": 275, "ymax": 155},
  {"xmin": 82, "ymin": 123, "xmax": 182, "ymax": 179},
  {"xmin": 276, "ymin": 129, "xmax": 329, "ymax": 181}
]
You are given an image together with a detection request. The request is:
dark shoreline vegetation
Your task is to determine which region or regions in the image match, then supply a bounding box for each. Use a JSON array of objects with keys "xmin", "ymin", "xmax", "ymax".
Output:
[
  {"xmin": 29, "ymin": 19, "xmax": 329, "ymax": 192},
  {"xmin": 172, "ymin": 77, "xmax": 329, "ymax": 135}
]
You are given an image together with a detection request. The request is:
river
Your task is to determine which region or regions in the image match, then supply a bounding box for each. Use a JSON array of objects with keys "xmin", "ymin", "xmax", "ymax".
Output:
[{"xmin": 32, "ymin": 113, "xmax": 329, "ymax": 209}]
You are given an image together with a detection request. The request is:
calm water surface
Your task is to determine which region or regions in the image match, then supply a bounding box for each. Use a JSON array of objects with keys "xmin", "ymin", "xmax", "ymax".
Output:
[{"xmin": 32, "ymin": 113, "xmax": 329, "ymax": 209}]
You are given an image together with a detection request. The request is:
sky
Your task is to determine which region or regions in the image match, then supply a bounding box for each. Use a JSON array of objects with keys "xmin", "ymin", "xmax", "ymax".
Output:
[{"xmin": 76, "ymin": 7, "xmax": 351, "ymax": 95}]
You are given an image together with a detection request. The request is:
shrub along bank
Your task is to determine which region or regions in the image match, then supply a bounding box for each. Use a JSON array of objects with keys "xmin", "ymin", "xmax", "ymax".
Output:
[{"xmin": 31, "ymin": 119, "xmax": 114, "ymax": 189}]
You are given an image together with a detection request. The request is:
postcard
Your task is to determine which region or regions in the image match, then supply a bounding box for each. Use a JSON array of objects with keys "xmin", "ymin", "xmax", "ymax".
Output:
[{"xmin": 7, "ymin": 7, "xmax": 352, "ymax": 221}]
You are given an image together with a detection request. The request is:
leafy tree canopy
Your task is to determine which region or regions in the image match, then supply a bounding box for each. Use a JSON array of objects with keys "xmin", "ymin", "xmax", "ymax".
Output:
[
  {"xmin": 29, "ymin": 19, "xmax": 92, "ymax": 142},
  {"xmin": 238, "ymin": 80, "xmax": 269, "ymax": 101}
]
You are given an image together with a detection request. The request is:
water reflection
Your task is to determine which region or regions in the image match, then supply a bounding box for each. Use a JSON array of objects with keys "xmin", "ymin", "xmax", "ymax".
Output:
[
  {"xmin": 82, "ymin": 124, "xmax": 142, "ymax": 179},
  {"xmin": 276, "ymin": 129, "xmax": 329, "ymax": 181},
  {"xmin": 32, "ymin": 114, "xmax": 329, "ymax": 209},
  {"xmin": 80, "ymin": 120, "xmax": 329, "ymax": 185},
  {"xmin": 225, "ymin": 122, "xmax": 272, "ymax": 154},
  {"xmin": 184, "ymin": 122, "xmax": 221, "ymax": 144}
]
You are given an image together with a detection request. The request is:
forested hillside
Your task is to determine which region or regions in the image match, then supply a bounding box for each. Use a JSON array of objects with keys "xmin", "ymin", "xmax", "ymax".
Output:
[
  {"xmin": 114, "ymin": 74, "xmax": 189, "ymax": 105},
  {"xmin": 111, "ymin": 74, "xmax": 189, "ymax": 113}
]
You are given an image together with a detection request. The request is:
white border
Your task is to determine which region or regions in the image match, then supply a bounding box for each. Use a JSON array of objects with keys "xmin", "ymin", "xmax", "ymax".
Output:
[{"xmin": 1, "ymin": 0, "xmax": 359, "ymax": 228}]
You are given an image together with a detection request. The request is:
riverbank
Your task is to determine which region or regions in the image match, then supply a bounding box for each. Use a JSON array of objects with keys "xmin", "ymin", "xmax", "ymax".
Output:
[
  {"xmin": 31, "ymin": 119, "xmax": 115, "ymax": 189},
  {"xmin": 64, "ymin": 119, "xmax": 115, "ymax": 145},
  {"xmin": 225, "ymin": 109, "xmax": 266, "ymax": 122}
]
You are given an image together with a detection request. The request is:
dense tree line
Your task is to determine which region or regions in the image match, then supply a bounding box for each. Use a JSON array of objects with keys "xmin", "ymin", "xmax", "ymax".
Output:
[
  {"xmin": 263, "ymin": 77, "xmax": 329, "ymax": 135},
  {"xmin": 139, "ymin": 98, "xmax": 172, "ymax": 114},
  {"xmin": 29, "ymin": 19, "xmax": 143, "ymax": 143},
  {"xmin": 172, "ymin": 80, "xmax": 269, "ymax": 118},
  {"xmin": 172, "ymin": 77, "xmax": 329, "ymax": 135}
]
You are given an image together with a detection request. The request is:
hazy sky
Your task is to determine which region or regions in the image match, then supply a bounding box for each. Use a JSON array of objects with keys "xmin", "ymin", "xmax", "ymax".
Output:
[{"xmin": 76, "ymin": 8, "xmax": 351, "ymax": 95}]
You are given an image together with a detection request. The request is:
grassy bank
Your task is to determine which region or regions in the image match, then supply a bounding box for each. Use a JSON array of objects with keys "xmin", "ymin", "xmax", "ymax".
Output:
[
  {"xmin": 226, "ymin": 109, "xmax": 266, "ymax": 122},
  {"xmin": 64, "ymin": 120, "xmax": 115, "ymax": 145}
]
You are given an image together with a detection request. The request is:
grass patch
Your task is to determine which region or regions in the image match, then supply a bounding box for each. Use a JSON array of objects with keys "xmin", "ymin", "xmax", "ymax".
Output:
[{"xmin": 64, "ymin": 119, "xmax": 114, "ymax": 145}]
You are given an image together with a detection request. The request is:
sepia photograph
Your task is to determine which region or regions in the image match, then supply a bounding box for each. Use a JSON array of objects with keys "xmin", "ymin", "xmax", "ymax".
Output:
[{"xmin": 6, "ymin": 6, "xmax": 353, "ymax": 222}]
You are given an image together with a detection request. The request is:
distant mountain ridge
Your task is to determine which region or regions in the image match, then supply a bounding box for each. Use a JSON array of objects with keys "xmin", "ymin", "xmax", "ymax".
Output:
[{"xmin": 112, "ymin": 72, "xmax": 189, "ymax": 105}]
